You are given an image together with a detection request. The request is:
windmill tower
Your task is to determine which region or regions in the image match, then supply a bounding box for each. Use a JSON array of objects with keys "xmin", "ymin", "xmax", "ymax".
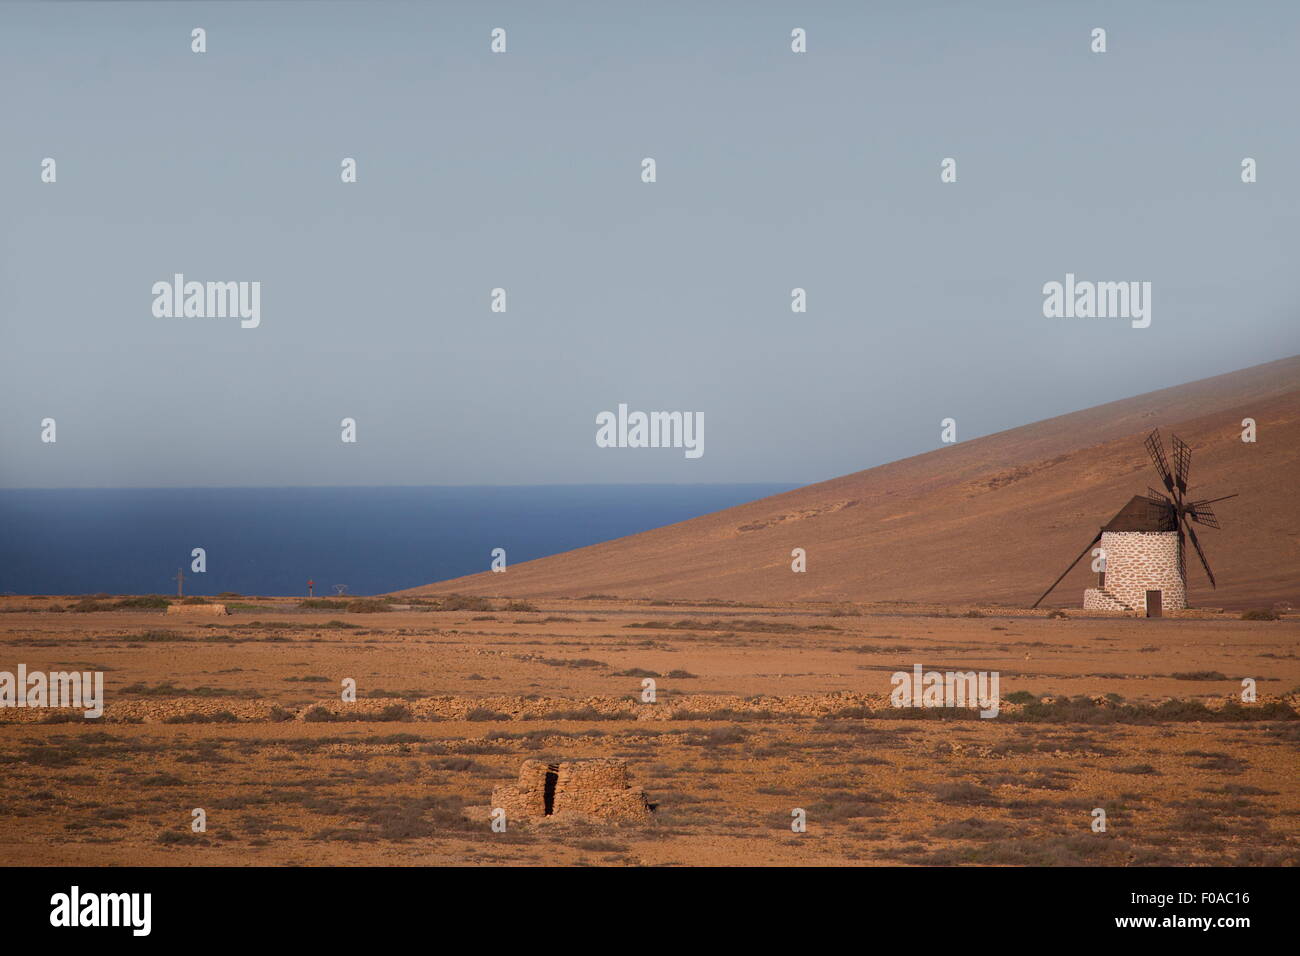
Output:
[{"xmin": 1033, "ymin": 429, "xmax": 1235, "ymax": 615}]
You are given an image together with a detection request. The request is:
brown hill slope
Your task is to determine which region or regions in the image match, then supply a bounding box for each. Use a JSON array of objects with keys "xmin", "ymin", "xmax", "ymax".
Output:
[{"xmin": 404, "ymin": 356, "xmax": 1300, "ymax": 609}]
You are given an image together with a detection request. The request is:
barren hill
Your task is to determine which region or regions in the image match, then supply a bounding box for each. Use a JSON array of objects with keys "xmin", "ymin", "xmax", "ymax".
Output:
[{"xmin": 404, "ymin": 356, "xmax": 1300, "ymax": 609}]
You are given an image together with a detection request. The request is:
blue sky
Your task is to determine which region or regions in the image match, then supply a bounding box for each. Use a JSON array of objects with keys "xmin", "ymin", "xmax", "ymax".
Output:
[{"xmin": 2, "ymin": 0, "xmax": 1296, "ymax": 487}]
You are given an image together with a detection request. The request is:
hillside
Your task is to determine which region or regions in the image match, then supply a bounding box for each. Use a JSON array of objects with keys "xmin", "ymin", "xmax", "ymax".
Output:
[{"xmin": 403, "ymin": 356, "xmax": 1300, "ymax": 609}]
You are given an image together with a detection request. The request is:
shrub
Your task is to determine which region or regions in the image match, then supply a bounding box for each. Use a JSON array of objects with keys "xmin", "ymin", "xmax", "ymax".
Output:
[
  {"xmin": 699, "ymin": 727, "xmax": 748, "ymax": 746},
  {"xmin": 127, "ymin": 629, "xmax": 186, "ymax": 642},
  {"xmin": 302, "ymin": 706, "xmax": 341, "ymax": 723},
  {"xmin": 161, "ymin": 711, "xmax": 238, "ymax": 724},
  {"xmin": 141, "ymin": 774, "xmax": 186, "ymax": 787},
  {"xmin": 302, "ymin": 704, "xmax": 409, "ymax": 722},
  {"xmin": 69, "ymin": 598, "xmax": 113, "ymax": 612},
  {"xmin": 439, "ymin": 594, "xmax": 495, "ymax": 612},
  {"xmin": 346, "ymin": 599, "xmax": 391, "ymax": 613},
  {"xmin": 929, "ymin": 782, "xmax": 998, "ymax": 806},
  {"xmin": 545, "ymin": 707, "xmax": 634, "ymax": 721},
  {"xmin": 465, "ymin": 707, "xmax": 510, "ymax": 721},
  {"xmin": 1242, "ymin": 609, "xmax": 1280, "ymax": 621},
  {"xmin": 116, "ymin": 595, "xmax": 171, "ymax": 609},
  {"xmin": 931, "ymin": 817, "xmax": 1018, "ymax": 840}
]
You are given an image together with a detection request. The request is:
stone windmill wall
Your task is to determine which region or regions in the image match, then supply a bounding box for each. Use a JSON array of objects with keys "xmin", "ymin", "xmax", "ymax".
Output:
[{"xmin": 1084, "ymin": 530, "xmax": 1185, "ymax": 612}]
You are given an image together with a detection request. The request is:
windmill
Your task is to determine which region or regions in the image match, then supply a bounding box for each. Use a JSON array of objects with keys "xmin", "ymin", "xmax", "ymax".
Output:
[
  {"xmin": 1032, "ymin": 429, "xmax": 1235, "ymax": 612},
  {"xmin": 1141, "ymin": 428, "xmax": 1237, "ymax": 588}
]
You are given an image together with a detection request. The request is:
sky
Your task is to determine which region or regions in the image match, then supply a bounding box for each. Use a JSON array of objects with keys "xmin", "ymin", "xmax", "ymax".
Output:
[{"xmin": 1, "ymin": 0, "xmax": 1297, "ymax": 488}]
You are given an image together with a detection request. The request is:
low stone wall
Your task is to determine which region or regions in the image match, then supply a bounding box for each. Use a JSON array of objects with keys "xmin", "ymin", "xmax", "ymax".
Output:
[
  {"xmin": 4, "ymin": 691, "xmax": 1296, "ymax": 725},
  {"xmin": 166, "ymin": 603, "xmax": 229, "ymax": 616}
]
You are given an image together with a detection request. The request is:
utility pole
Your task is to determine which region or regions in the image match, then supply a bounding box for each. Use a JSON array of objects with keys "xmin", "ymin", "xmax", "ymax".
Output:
[{"xmin": 174, "ymin": 567, "xmax": 184, "ymax": 598}]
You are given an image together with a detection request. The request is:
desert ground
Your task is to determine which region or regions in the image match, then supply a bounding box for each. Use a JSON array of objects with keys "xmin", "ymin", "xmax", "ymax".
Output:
[{"xmin": 1, "ymin": 594, "xmax": 1296, "ymax": 866}]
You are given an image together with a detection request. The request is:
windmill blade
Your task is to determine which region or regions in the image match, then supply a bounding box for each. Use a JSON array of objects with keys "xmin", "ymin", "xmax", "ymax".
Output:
[
  {"xmin": 1031, "ymin": 531, "xmax": 1102, "ymax": 609},
  {"xmin": 1144, "ymin": 429, "xmax": 1175, "ymax": 493},
  {"xmin": 1186, "ymin": 493, "xmax": 1236, "ymax": 530},
  {"xmin": 1183, "ymin": 516, "xmax": 1216, "ymax": 588},
  {"xmin": 1146, "ymin": 486, "xmax": 1171, "ymax": 504},
  {"xmin": 1185, "ymin": 500, "xmax": 1221, "ymax": 530},
  {"xmin": 1145, "ymin": 487, "xmax": 1176, "ymax": 530},
  {"xmin": 1171, "ymin": 434, "xmax": 1191, "ymax": 495},
  {"xmin": 1195, "ymin": 494, "xmax": 1238, "ymax": 507}
]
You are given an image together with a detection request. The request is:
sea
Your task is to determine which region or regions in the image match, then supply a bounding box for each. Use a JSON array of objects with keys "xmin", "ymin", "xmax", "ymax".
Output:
[{"xmin": 0, "ymin": 484, "xmax": 798, "ymax": 597}]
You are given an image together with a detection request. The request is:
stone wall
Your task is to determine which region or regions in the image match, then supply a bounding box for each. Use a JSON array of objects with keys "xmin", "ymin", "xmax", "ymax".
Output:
[
  {"xmin": 491, "ymin": 759, "xmax": 551, "ymax": 820},
  {"xmin": 1082, "ymin": 531, "xmax": 1185, "ymax": 612},
  {"xmin": 166, "ymin": 603, "xmax": 229, "ymax": 616}
]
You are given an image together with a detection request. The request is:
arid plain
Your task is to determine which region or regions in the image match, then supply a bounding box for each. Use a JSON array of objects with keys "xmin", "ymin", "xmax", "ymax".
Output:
[
  {"xmin": 4, "ymin": 359, "xmax": 1297, "ymax": 866},
  {"xmin": 1, "ymin": 595, "xmax": 1295, "ymax": 866}
]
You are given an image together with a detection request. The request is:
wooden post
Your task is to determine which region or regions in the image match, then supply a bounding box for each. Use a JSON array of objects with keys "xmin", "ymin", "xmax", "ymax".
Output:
[{"xmin": 1031, "ymin": 531, "xmax": 1102, "ymax": 609}]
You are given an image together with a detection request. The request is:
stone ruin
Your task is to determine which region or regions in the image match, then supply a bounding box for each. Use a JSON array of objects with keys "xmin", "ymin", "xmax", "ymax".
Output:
[{"xmin": 492, "ymin": 758, "xmax": 653, "ymax": 824}]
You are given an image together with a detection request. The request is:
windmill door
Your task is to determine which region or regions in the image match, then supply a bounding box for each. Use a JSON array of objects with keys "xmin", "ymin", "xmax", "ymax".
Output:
[{"xmin": 1146, "ymin": 590, "xmax": 1162, "ymax": 618}]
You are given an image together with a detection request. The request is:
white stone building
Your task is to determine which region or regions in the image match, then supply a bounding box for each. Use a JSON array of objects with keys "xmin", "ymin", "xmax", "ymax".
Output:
[{"xmin": 1083, "ymin": 496, "xmax": 1185, "ymax": 614}]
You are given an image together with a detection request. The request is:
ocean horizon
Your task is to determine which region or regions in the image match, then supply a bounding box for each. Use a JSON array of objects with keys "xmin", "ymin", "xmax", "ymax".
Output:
[{"xmin": 0, "ymin": 484, "xmax": 799, "ymax": 597}]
